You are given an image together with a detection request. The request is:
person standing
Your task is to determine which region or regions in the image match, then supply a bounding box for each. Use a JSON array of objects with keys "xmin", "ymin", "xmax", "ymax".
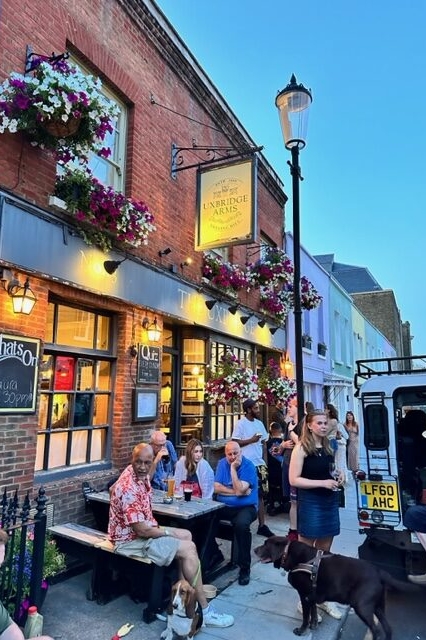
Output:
[
  {"xmin": 325, "ymin": 403, "xmax": 340, "ymax": 455},
  {"xmin": 108, "ymin": 443, "xmax": 234, "ymax": 628},
  {"xmin": 289, "ymin": 409, "xmax": 344, "ymax": 620},
  {"xmin": 231, "ymin": 399, "xmax": 274, "ymax": 538},
  {"xmin": 214, "ymin": 441, "xmax": 258, "ymax": 585},
  {"xmin": 149, "ymin": 429, "xmax": 178, "ymax": 491},
  {"xmin": 344, "ymin": 411, "xmax": 359, "ymax": 471},
  {"xmin": 275, "ymin": 396, "xmax": 299, "ymax": 540}
]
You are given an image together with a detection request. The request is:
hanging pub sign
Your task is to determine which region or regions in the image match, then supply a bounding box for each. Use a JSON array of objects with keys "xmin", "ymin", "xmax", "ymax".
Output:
[
  {"xmin": 137, "ymin": 344, "xmax": 161, "ymax": 384},
  {"xmin": 195, "ymin": 157, "xmax": 258, "ymax": 251},
  {"xmin": 0, "ymin": 333, "xmax": 40, "ymax": 414}
]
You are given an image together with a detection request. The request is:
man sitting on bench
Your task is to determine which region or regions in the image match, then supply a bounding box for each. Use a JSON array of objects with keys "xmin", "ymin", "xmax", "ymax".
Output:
[
  {"xmin": 0, "ymin": 530, "xmax": 54, "ymax": 640},
  {"xmin": 108, "ymin": 443, "xmax": 234, "ymax": 629}
]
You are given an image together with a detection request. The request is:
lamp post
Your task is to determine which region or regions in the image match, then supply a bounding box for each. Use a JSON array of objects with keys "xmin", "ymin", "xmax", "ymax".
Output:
[{"xmin": 276, "ymin": 74, "xmax": 312, "ymax": 423}]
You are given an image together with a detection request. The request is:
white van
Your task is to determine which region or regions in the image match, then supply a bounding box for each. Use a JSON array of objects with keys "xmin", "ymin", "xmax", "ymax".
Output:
[{"xmin": 354, "ymin": 356, "xmax": 426, "ymax": 579}]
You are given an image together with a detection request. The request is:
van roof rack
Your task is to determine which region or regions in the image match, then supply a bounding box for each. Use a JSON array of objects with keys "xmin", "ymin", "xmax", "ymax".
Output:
[{"xmin": 354, "ymin": 355, "xmax": 426, "ymax": 393}]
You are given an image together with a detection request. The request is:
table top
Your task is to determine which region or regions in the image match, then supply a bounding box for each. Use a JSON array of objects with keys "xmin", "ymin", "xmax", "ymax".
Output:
[{"xmin": 87, "ymin": 490, "xmax": 224, "ymax": 520}]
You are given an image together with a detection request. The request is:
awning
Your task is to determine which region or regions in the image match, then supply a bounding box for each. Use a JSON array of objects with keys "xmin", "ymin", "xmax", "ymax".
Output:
[{"xmin": 323, "ymin": 376, "xmax": 352, "ymax": 387}]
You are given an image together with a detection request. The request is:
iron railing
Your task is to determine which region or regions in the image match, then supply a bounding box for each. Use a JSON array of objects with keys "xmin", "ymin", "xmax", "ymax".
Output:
[{"xmin": 0, "ymin": 487, "xmax": 47, "ymax": 622}]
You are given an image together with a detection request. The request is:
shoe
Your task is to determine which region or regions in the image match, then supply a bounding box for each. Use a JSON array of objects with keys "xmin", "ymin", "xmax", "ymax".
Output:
[
  {"xmin": 203, "ymin": 607, "xmax": 234, "ymax": 628},
  {"xmin": 317, "ymin": 601, "xmax": 342, "ymax": 620},
  {"xmin": 257, "ymin": 524, "xmax": 275, "ymax": 537},
  {"xmin": 408, "ymin": 573, "xmax": 426, "ymax": 584},
  {"xmin": 287, "ymin": 529, "xmax": 298, "ymax": 542},
  {"xmin": 238, "ymin": 569, "xmax": 250, "ymax": 586},
  {"xmin": 297, "ymin": 601, "xmax": 322, "ymax": 623}
]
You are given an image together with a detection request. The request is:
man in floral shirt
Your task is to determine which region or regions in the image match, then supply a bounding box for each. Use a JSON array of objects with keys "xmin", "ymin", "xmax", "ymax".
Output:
[{"xmin": 108, "ymin": 443, "xmax": 234, "ymax": 628}]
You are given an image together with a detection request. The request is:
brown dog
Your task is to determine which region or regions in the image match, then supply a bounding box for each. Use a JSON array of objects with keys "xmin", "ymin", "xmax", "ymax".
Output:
[
  {"xmin": 160, "ymin": 579, "xmax": 203, "ymax": 640},
  {"xmin": 254, "ymin": 536, "xmax": 418, "ymax": 639}
]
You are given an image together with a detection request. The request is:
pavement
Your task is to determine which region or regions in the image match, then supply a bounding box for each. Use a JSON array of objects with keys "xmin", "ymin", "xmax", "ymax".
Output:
[{"xmin": 41, "ymin": 480, "xmax": 360, "ymax": 640}]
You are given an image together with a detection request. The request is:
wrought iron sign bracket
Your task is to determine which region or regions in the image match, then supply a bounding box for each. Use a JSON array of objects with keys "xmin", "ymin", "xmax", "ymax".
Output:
[
  {"xmin": 25, "ymin": 45, "xmax": 69, "ymax": 74},
  {"xmin": 171, "ymin": 141, "xmax": 263, "ymax": 180}
]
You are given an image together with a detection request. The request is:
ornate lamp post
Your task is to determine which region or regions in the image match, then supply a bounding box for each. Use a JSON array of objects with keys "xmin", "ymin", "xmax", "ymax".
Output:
[{"xmin": 276, "ymin": 74, "xmax": 312, "ymax": 423}]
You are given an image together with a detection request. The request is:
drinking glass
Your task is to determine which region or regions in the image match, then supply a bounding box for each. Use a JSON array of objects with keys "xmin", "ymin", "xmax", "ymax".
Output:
[{"xmin": 329, "ymin": 462, "xmax": 340, "ymax": 491}]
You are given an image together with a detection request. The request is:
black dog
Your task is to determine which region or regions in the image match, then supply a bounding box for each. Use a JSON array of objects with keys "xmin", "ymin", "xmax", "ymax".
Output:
[{"xmin": 255, "ymin": 536, "xmax": 418, "ymax": 639}]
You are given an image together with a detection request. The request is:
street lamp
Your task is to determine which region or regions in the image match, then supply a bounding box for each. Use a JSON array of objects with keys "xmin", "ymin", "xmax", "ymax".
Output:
[{"xmin": 276, "ymin": 74, "xmax": 312, "ymax": 423}]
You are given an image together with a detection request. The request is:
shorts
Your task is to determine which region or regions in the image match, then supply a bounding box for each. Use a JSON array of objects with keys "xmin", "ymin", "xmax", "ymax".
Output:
[
  {"xmin": 0, "ymin": 601, "xmax": 12, "ymax": 635},
  {"xmin": 115, "ymin": 535, "xmax": 180, "ymax": 567},
  {"xmin": 257, "ymin": 464, "xmax": 269, "ymax": 497}
]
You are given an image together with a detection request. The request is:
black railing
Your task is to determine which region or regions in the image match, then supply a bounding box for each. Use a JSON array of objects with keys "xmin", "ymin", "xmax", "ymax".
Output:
[{"xmin": 0, "ymin": 487, "xmax": 47, "ymax": 622}]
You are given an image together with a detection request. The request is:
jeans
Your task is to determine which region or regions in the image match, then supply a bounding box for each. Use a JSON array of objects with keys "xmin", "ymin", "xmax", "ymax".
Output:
[{"xmin": 219, "ymin": 504, "xmax": 257, "ymax": 571}]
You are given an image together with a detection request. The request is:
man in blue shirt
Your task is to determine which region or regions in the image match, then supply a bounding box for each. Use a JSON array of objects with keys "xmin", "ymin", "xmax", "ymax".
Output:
[
  {"xmin": 214, "ymin": 441, "xmax": 258, "ymax": 586},
  {"xmin": 149, "ymin": 430, "xmax": 178, "ymax": 491}
]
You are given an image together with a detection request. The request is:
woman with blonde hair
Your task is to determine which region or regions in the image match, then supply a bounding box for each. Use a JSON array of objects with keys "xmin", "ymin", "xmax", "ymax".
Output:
[
  {"xmin": 289, "ymin": 410, "xmax": 344, "ymax": 620},
  {"xmin": 174, "ymin": 438, "xmax": 214, "ymax": 499}
]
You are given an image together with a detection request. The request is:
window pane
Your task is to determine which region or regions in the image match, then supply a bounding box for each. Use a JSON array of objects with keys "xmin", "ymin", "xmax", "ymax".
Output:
[
  {"xmin": 77, "ymin": 360, "xmax": 94, "ymax": 391},
  {"xmin": 46, "ymin": 303, "xmax": 54, "ymax": 343},
  {"xmin": 38, "ymin": 395, "xmax": 49, "ymax": 430},
  {"xmin": 53, "ymin": 357, "xmax": 75, "ymax": 391},
  {"xmin": 35, "ymin": 434, "xmax": 46, "ymax": 471},
  {"xmin": 96, "ymin": 315, "xmax": 110, "ymax": 350},
  {"xmin": 40, "ymin": 355, "xmax": 54, "ymax": 390},
  {"xmin": 91, "ymin": 428, "xmax": 107, "ymax": 461},
  {"xmin": 70, "ymin": 430, "xmax": 88, "ymax": 465},
  {"xmin": 73, "ymin": 393, "xmax": 93, "ymax": 427},
  {"xmin": 56, "ymin": 307, "xmax": 95, "ymax": 348},
  {"xmin": 51, "ymin": 393, "xmax": 71, "ymax": 428},
  {"xmin": 48, "ymin": 432, "xmax": 68, "ymax": 468},
  {"xmin": 93, "ymin": 395, "xmax": 109, "ymax": 425},
  {"xmin": 96, "ymin": 361, "xmax": 111, "ymax": 391}
]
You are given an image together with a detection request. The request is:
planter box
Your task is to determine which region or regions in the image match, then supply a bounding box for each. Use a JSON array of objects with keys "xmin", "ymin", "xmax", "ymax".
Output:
[
  {"xmin": 318, "ymin": 343, "xmax": 327, "ymax": 357},
  {"xmin": 302, "ymin": 335, "xmax": 313, "ymax": 349},
  {"xmin": 48, "ymin": 195, "xmax": 67, "ymax": 211}
]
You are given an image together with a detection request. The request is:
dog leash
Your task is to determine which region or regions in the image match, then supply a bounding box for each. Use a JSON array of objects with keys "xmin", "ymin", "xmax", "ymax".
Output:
[{"xmin": 191, "ymin": 560, "xmax": 201, "ymax": 588}]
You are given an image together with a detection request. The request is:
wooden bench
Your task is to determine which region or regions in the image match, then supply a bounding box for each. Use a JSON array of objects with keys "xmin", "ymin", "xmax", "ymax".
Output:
[{"xmin": 49, "ymin": 523, "xmax": 172, "ymax": 623}]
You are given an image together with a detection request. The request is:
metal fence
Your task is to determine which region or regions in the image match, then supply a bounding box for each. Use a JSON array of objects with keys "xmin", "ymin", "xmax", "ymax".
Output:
[{"xmin": 0, "ymin": 487, "xmax": 48, "ymax": 622}]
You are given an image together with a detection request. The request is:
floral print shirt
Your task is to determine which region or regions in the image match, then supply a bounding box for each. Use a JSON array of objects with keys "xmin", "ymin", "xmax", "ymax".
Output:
[{"xmin": 108, "ymin": 464, "xmax": 158, "ymax": 544}]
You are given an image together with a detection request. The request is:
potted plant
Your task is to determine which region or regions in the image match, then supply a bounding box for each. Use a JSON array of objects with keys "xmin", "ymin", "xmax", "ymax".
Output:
[
  {"xmin": 302, "ymin": 334, "xmax": 313, "ymax": 349},
  {"xmin": 54, "ymin": 168, "xmax": 156, "ymax": 252},
  {"xmin": 202, "ymin": 253, "xmax": 249, "ymax": 295},
  {"xmin": 318, "ymin": 342, "xmax": 327, "ymax": 357},
  {"xmin": 258, "ymin": 358, "xmax": 296, "ymax": 405},
  {"xmin": 7, "ymin": 526, "xmax": 66, "ymax": 624},
  {"xmin": 0, "ymin": 54, "xmax": 119, "ymax": 162},
  {"xmin": 205, "ymin": 350, "xmax": 258, "ymax": 406},
  {"xmin": 246, "ymin": 247, "xmax": 294, "ymax": 289}
]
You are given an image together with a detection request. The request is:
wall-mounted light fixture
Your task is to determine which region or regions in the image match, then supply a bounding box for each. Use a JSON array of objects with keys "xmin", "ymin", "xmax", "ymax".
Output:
[
  {"xmin": 228, "ymin": 304, "xmax": 239, "ymax": 315},
  {"xmin": 180, "ymin": 258, "xmax": 193, "ymax": 269},
  {"xmin": 142, "ymin": 316, "xmax": 161, "ymax": 342},
  {"xmin": 269, "ymin": 326, "xmax": 279, "ymax": 335},
  {"xmin": 240, "ymin": 314, "xmax": 253, "ymax": 326},
  {"xmin": 258, "ymin": 318, "xmax": 267, "ymax": 328},
  {"xmin": 103, "ymin": 258, "xmax": 127, "ymax": 274},
  {"xmin": 158, "ymin": 248, "xmax": 172, "ymax": 257},
  {"xmin": 205, "ymin": 299, "xmax": 217, "ymax": 310},
  {"xmin": 0, "ymin": 269, "xmax": 37, "ymax": 314}
]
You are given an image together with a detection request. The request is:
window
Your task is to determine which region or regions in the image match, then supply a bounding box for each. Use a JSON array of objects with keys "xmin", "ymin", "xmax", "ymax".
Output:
[
  {"xmin": 180, "ymin": 338, "xmax": 206, "ymax": 443},
  {"xmin": 36, "ymin": 301, "xmax": 115, "ymax": 473},
  {"xmin": 68, "ymin": 56, "xmax": 127, "ymax": 190}
]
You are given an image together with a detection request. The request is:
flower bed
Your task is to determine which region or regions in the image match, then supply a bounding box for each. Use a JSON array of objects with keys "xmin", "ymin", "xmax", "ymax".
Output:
[
  {"xmin": 0, "ymin": 54, "xmax": 119, "ymax": 162},
  {"xmin": 54, "ymin": 168, "xmax": 155, "ymax": 252},
  {"xmin": 205, "ymin": 350, "xmax": 258, "ymax": 406}
]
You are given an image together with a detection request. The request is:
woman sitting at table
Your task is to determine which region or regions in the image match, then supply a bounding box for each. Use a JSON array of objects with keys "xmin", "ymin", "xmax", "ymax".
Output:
[{"xmin": 174, "ymin": 438, "xmax": 214, "ymax": 498}]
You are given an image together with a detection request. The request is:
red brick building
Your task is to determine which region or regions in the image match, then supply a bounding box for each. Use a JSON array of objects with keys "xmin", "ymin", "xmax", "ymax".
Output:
[{"xmin": 0, "ymin": 0, "xmax": 287, "ymax": 522}]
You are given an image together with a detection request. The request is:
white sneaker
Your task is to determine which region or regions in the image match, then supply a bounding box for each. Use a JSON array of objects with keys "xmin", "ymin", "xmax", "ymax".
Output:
[
  {"xmin": 203, "ymin": 607, "xmax": 234, "ymax": 628},
  {"xmin": 297, "ymin": 601, "xmax": 322, "ymax": 623},
  {"xmin": 408, "ymin": 573, "xmax": 426, "ymax": 585},
  {"xmin": 317, "ymin": 601, "xmax": 342, "ymax": 620}
]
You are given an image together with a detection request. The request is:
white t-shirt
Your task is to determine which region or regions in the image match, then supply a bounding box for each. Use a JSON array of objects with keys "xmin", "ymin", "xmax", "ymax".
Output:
[{"xmin": 231, "ymin": 415, "xmax": 268, "ymax": 467}]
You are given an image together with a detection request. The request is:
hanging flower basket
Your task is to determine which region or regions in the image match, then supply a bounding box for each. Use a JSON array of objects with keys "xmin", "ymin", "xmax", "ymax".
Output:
[
  {"xmin": 259, "ymin": 286, "xmax": 293, "ymax": 324},
  {"xmin": 54, "ymin": 168, "xmax": 156, "ymax": 253},
  {"xmin": 202, "ymin": 253, "xmax": 249, "ymax": 294},
  {"xmin": 0, "ymin": 54, "xmax": 119, "ymax": 163},
  {"xmin": 205, "ymin": 350, "xmax": 258, "ymax": 406},
  {"xmin": 42, "ymin": 116, "xmax": 81, "ymax": 138},
  {"xmin": 258, "ymin": 358, "xmax": 297, "ymax": 405},
  {"xmin": 246, "ymin": 247, "xmax": 294, "ymax": 289}
]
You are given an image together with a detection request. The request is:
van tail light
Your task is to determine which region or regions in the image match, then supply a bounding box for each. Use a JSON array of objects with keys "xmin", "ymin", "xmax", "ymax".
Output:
[{"xmin": 355, "ymin": 469, "xmax": 366, "ymax": 481}]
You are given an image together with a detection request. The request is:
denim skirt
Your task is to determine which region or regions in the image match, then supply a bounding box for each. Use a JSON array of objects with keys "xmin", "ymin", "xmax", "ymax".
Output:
[{"xmin": 297, "ymin": 488, "xmax": 340, "ymax": 539}]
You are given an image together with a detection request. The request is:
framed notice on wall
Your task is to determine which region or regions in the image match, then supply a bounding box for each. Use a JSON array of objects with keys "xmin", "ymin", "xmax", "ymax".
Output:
[
  {"xmin": 133, "ymin": 388, "xmax": 158, "ymax": 422},
  {"xmin": 0, "ymin": 334, "xmax": 40, "ymax": 414}
]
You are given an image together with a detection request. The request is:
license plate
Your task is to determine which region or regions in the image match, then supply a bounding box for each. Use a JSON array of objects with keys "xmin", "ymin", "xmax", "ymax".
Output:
[{"xmin": 359, "ymin": 481, "xmax": 399, "ymax": 511}]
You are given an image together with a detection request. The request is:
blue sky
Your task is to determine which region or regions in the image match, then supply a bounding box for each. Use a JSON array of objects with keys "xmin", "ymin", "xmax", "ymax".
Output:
[{"xmin": 156, "ymin": 0, "xmax": 426, "ymax": 354}]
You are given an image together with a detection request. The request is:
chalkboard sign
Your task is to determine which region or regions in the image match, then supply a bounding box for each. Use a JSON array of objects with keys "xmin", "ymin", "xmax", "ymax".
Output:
[
  {"xmin": 133, "ymin": 388, "xmax": 158, "ymax": 422},
  {"xmin": 0, "ymin": 334, "xmax": 40, "ymax": 414},
  {"xmin": 137, "ymin": 344, "xmax": 160, "ymax": 384}
]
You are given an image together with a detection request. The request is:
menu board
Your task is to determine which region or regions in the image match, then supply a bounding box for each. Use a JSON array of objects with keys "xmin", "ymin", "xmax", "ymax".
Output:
[
  {"xmin": 0, "ymin": 334, "xmax": 40, "ymax": 413},
  {"xmin": 137, "ymin": 345, "xmax": 160, "ymax": 384}
]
